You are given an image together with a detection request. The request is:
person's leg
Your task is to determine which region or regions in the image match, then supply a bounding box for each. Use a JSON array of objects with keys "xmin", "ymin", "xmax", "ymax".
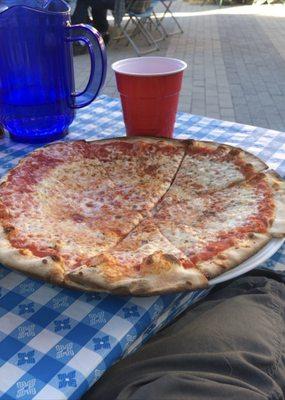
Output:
[
  {"xmin": 71, "ymin": 0, "xmax": 92, "ymax": 24},
  {"xmin": 71, "ymin": 0, "xmax": 93, "ymax": 55},
  {"xmin": 90, "ymin": 0, "xmax": 115, "ymax": 39},
  {"xmin": 82, "ymin": 271, "xmax": 285, "ymax": 400}
]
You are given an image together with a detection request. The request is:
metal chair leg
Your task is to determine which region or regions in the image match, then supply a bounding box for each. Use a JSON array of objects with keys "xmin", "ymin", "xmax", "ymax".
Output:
[
  {"xmin": 135, "ymin": 18, "xmax": 160, "ymax": 48},
  {"xmin": 151, "ymin": 9, "xmax": 167, "ymax": 42},
  {"xmin": 158, "ymin": 0, "xmax": 183, "ymax": 37},
  {"xmin": 114, "ymin": 14, "xmax": 160, "ymax": 56}
]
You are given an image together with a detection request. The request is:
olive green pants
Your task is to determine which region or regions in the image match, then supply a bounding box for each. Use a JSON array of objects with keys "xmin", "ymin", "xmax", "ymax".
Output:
[{"xmin": 83, "ymin": 270, "xmax": 285, "ymax": 400}]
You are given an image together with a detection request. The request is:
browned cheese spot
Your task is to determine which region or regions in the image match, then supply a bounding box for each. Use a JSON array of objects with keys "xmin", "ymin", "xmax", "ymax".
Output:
[{"xmin": 51, "ymin": 254, "xmax": 61, "ymax": 262}]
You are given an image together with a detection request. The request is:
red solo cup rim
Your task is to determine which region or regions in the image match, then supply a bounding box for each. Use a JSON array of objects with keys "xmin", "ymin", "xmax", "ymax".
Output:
[{"xmin": 112, "ymin": 57, "xmax": 187, "ymax": 77}]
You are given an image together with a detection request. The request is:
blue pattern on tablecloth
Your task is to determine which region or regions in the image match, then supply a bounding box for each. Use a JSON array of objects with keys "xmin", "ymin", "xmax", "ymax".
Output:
[{"xmin": 0, "ymin": 95, "xmax": 284, "ymax": 399}]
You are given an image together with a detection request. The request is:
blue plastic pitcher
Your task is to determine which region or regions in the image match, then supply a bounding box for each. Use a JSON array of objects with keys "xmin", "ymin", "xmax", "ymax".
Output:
[{"xmin": 0, "ymin": 0, "xmax": 107, "ymax": 143}]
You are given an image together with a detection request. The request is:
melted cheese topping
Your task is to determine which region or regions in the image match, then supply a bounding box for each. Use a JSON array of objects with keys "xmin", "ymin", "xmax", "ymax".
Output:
[
  {"xmin": 94, "ymin": 142, "xmax": 185, "ymax": 213},
  {"xmin": 155, "ymin": 194, "xmax": 208, "ymax": 224},
  {"xmin": 7, "ymin": 159, "xmax": 143, "ymax": 267},
  {"xmin": 97, "ymin": 220, "xmax": 183, "ymax": 276},
  {"xmin": 156, "ymin": 184, "xmax": 263, "ymax": 256},
  {"xmin": 176, "ymin": 157, "xmax": 244, "ymax": 193}
]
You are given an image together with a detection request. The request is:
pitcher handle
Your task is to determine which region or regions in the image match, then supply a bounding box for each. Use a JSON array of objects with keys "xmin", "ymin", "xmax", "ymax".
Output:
[{"xmin": 67, "ymin": 24, "xmax": 107, "ymax": 109}]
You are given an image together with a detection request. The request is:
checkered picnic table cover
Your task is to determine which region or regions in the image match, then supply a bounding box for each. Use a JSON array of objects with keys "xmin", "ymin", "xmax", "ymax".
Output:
[{"xmin": 0, "ymin": 95, "xmax": 284, "ymax": 400}]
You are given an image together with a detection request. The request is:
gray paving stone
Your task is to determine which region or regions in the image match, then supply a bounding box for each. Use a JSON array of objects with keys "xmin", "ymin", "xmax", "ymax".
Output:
[
  {"xmin": 216, "ymin": 84, "xmax": 231, "ymax": 94},
  {"xmin": 206, "ymin": 95, "xmax": 219, "ymax": 106},
  {"xmin": 220, "ymin": 107, "xmax": 235, "ymax": 116},
  {"xmin": 206, "ymin": 104, "xmax": 220, "ymax": 114},
  {"xmin": 192, "ymin": 80, "xmax": 205, "ymax": 87},
  {"xmin": 192, "ymin": 98, "xmax": 206, "ymax": 108},
  {"xmin": 232, "ymin": 96, "xmax": 247, "ymax": 106},
  {"xmin": 240, "ymin": 84, "xmax": 257, "ymax": 96},
  {"xmin": 271, "ymin": 96, "xmax": 285, "ymax": 113},
  {"xmin": 258, "ymin": 92, "xmax": 274, "ymax": 107},
  {"xmin": 230, "ymin": 84, "xmax": 244, "ymax": 97},
  {"xmin": 267, "ymin": 84, "xmax": 283, "ymax": 96},
  {"xmin": 191, "ymin": 92, "xmax": 205, "ymax": 101},
  {"xmin": 192, "ymin": 86, "xmax": 205, "ymax": 94},
  {"xmin": 191, "ymin": 107, "xmax": 207, "ymax": 116}
]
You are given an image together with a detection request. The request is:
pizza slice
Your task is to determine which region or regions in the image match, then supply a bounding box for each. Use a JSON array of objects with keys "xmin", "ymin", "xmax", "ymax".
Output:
[
  {"xmin": 89, "ymin": 137, "xmax": 187, "ymax": 215},
  {"xmin": 67, "ymin": 219, "xmax": 208, "ymax": 295},
  {"xmin": 0, "ymin": 141, "xmax": 146, "ymax": 282},
  {"xmin": 154, "ymin": 170, "xmax": 285, "ymax": 279},
  {"xmin": 167, "ymin": 140, "xmax": 268, "ymax": 197}
]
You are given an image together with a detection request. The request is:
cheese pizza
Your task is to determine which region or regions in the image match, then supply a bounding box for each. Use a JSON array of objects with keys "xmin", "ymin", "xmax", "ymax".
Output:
[{"xmin": 0, "ymin": 137, "xmax": 284, "ymax": 295}]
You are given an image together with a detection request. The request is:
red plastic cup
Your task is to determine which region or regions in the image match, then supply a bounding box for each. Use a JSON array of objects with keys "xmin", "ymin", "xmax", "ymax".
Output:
[{"xmin": 112, "ymin": 57, "xmax": 187, "ymax": 138}]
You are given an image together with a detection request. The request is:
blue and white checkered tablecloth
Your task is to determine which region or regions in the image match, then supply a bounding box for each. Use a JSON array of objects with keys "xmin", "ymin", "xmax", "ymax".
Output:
[{"xmin": 0, "ymin": 95, "xmax": 284, "ymax": 400}]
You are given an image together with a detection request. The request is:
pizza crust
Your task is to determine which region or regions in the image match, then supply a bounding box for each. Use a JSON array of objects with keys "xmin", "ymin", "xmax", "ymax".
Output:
[
  {"xmin": 0, "ymin": 226, "xmax": 64, "ymax": 284},
  {"xmin": 0, "ymin": 167, "xmax": 65, "ymax": 284},
  {"xmin": 67, "ymin": 252, "xmax": 208, "ymax": 296},
  {"xmin": 265, "ymin": 170, "xmax": 285, "ymax": 237},
  {"xmin": 187, "ymin": 139, "xmax": 268, "ymax": 173},
  {"xmin": 63, "ymin": 278, "xmax": 97, "ymax": 292},
  {"xmin": 85, "ymin": 135, "xmax": 187, "ymax": 147},
  {"xmin": 238, "ymin": 147, "xmax": 268, "ymax": 173},
  {"xmin": 197, "ymin": 232, "xmax": 271, "ymax": 279}
]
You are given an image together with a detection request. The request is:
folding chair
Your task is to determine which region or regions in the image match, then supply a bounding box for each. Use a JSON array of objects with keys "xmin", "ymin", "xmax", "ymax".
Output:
[
  {"xmin": 149, "ymin": 0, "xmax": 168, "ymax": 42},
  {"xmin": 152, "ymin": 0, "xmax": 183, "ymax": 37},
  {"xmin": 113, "ymin": 0, "xmax": 165, "ymax": 56}
]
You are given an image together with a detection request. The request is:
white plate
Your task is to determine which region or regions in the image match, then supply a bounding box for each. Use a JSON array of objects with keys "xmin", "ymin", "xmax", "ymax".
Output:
[{"xmin": 209, "ymin": 238, "xmax": 285, "ymax": 286}]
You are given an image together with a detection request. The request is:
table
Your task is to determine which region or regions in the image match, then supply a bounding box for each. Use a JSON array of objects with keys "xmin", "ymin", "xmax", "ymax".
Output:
[{"xmin": 0, "ymin": 95, "xmax": 284, "ymax": 400}]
